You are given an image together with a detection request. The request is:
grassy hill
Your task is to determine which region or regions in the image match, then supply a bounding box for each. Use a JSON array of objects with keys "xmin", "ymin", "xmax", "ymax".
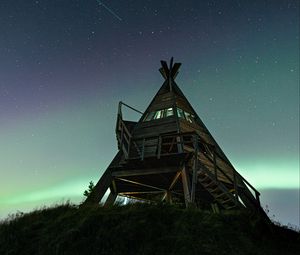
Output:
[{"xmin": 0, "ymin": 203, "xmax": 299, "ymax": 255}]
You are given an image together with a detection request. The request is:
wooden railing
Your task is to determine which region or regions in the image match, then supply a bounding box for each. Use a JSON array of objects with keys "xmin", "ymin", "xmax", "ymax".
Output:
[
  {"xmin": 116, "ymin": 115, "xmax": 132, "ymax": 159},
  {"xmin": 116, "ymin": 101, "xmax": 143, "ymax": 159}
]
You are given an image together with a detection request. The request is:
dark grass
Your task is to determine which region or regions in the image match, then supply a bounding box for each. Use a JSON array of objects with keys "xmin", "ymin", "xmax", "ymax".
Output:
[{"xmin": 0, "ymin": 202, "xmax": 299, "ymax": 255}]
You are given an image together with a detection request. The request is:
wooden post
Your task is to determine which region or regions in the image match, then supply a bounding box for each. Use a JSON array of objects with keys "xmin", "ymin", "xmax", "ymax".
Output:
[
  {"xmin": 211, "ymin": 203, "xmax": 220, "ymax": 214},
  {"xmin": 157, "ymin": 135, "xmax": 162, "ymax": 159},
  {"xmin": 233, "ymin": 170, "xmax": 238, "ymax": 204},
  {"xmin": 127, "ymin": 137, "xmax": 131, "ymax": 158},
  {"xmin": 165, "ymin": 190, "xmax": 172, "ymax": 204},
  {"xmin": 213, "ymin": 149, "xmax": 218, "ymax": 182},
  {"xmin": 104, "ymin": 189, "xmax": 117, "ymax": 206},
  {"xmin": 84, "ymin": 169, "xmax": 113, "ymax": 204},
  {"xmin": 181, "ymin": 165, "xmax": 191, "ymax": 207},
  {"xmin": 120, "ymin": 123, "xmax": 124, "ymax": 148},
  {"xmin": 118, "ymin": 101, "xmax": 122, "ymax": 117},
  {"xmin": 191, "ymin": 135, "xmax": 198, "ymax": 203},
  {"xmin": 255, "ymin": 191, "xmax": 261, "ymax": 206},
  {"xmin": 176, "ymin": 135, "xmax": 183, "ymax": 153},
  {"xmin": 104, "ymin": 179, "xmax": 118, "ymax": 206},
  {"xmin": 141, "ymin": 138, "xmax": 145, "ymax": 160}
]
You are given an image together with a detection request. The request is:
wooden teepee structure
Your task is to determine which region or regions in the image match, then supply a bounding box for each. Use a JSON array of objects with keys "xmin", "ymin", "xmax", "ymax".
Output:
[{"xmin": 85, "ymin": 58, "xmax": 265, "ymax": 215}]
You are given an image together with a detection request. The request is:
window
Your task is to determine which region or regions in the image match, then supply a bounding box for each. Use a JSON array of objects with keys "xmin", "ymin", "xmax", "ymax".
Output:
[
  {"xmin": 177, "ymin": 107, "xmax": 195, "ymax": 123},
  {"xmin": 144, "ymin": 107, "xmax": 194, "ymax": 123},
  {"xmin": 177, "ymin": 108, "xmax": 185, "ymax": 119},
  {"xmin": 143, "ymin": 108, "xmax": 174, "ymax": 121},
  {"xmin": 184, "ymin": 112, "xmax": 193, "ymax": 123},
  {"xmin": 144, "ymin": 111, "xmax": 155, "ymax": 121},
  {"xmin": 153, "ymin": 110, "xmax": 163, "ymax": 119},
  {"xmin": 165, "ymin": 108, "xmax": 174, "ymax": 117}
]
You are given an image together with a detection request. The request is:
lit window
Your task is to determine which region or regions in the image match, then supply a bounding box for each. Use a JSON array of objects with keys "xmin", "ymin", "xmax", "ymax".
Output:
[
  {"xmin": 144, "ymin": 111, "xmax": 155, "ymax": 121},
  {"xmin": 177, "ymin": 108, "xmax": 185, "ymax": 119},
  {"xmin": 177, "ymin": 107, "xmax": 194, "ymax": 123},
  {"xmin": 165, "ymin": 108, "xmax": 174, "ymax": 117},
  {"xmin": 184, "ymin": 112, "xmax": 193, "ymax": 123},
  {"xmin": 153, "ymin": 110, "xmax": 163, "ymax": 119},
  {"xmin": 143, "ymin": 108, "xmax": 174, "ymax": 121}
]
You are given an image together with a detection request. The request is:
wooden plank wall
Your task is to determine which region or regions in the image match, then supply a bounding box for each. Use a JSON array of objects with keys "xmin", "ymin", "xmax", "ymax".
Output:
[
  {"xmin": 148, "ymin": 92, "xmax": 174, "ymax": 112},
  {"xmin": 133, "ymin": 117, "xmax": 177, "ymax": 138}
]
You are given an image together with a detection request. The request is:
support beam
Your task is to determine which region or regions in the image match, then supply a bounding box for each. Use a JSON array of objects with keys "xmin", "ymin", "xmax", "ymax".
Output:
[
  {"xmin": 191, "ymin": 156, "xmax": 198, "ymax": 203},
  {"xmin": 84, "ymin": 168, "xmax": 113, "ymax": 204},
  {"xmin": 161, "ymin": 171, "xmax": 181, "ymax": 201},
  {"xmin": 112, "ymin": 166, "xmax": 179, "ymax": 177},
  {"xmin": 118, "ymin": 194, "xmax": 151, "ymax": 203},
  {"xmin": 116, "ymin": 177, "xmax": 165, "ymax": 191},
  {"xmin": 181, "ymin": 166, "xmax": 191, "ymax": 207},
  {"xmin": 165, "ymin": 191, "xmax": 172, "ymax": 204},
  {"xmin": 157, "ymin": 136, "xmax": 162, "ymax": 159},
  {"xmin": 169, "ymin": 171, "xmax": 182, "ymax": 190},
  {"xmin": 211, "ymin": 203, "xmax": 220, "ymax": 214},
  {"xmin": 104, "ymin": 188, "xmax": 117, "ymax": 206},
  {"xmin": 191, "ymin": 135, "xmax": 198, "ymax": 203},
  {"xmin": 213, "ymin": 149, "xmax": 218, "ymax": 182},
  {"xmin": 104, "ymin": 180, "xmax": 117, "ymax": 206},
  {"xmin": 233, "ymin": 171, "xmax": 238, "ymax": 205},
  {"xmin": 120, "ymin": 191, "xmax": 164, "ymax": 195},
  {"xmin": 176, "ymin": 136, "xmax": 183, "ymax": 153}
]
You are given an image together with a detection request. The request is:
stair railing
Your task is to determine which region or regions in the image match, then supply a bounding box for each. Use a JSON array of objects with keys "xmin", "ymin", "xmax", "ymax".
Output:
[
  {"xmin": 116, "ymin": 115, "xmax": 132, "ymax": 159},
  {"xmin": 189, "ymin": 133, "xmax": 261, "ymax": 208},
  {"xmin": 116, "ymin": 101, "xmax": 143, "ymax": 159}
]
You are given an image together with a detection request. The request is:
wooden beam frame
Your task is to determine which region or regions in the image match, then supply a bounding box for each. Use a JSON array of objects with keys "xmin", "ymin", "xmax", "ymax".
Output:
[
  {"xmin": 119, "ymin": 191, "xmax": 164, "ymax": 195},
  {"xmin": 112, "ymin": 166, "xmax": 179, "ymax": 177},
  {"xmin": 116, "ymin": 177, "xmax": 166, "ymax": 191},
  {"xmin": 169, "ymin": 171, "xmax": 182, "ymax": 190},
  {"xmin": 161, "ymin": 171, "xmax": 181, "ymax": 201},
  {"xmin": 118, "ymin": 194, "xmax": 151, "ymax": 203}
]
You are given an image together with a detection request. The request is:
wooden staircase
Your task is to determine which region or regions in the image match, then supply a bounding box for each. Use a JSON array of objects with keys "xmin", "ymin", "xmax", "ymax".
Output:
[
  {"xmin": 195, "ymin": 159, "xmax": 266, "ymax": 217},
  {"xmin": 198, "ymin": 166, "xmax": 241, "ymax": 210}
]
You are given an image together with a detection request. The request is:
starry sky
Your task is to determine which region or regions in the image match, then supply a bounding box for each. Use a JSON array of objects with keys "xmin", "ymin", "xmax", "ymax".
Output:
[{"xmin": 0, "ymin": 0, "xmax": 299, "ymax": 226}]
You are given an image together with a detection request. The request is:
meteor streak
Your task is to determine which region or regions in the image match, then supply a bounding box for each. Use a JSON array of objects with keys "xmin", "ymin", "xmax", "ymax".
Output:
[{"xmin": 96, "ymin": 0, "xmax": 122, "ymax": 21}]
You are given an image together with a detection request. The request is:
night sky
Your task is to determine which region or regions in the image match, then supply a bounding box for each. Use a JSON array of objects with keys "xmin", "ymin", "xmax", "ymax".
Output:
[{"xmin": 0, "ymin": 0, "xmax": 299, "ymax": 227}]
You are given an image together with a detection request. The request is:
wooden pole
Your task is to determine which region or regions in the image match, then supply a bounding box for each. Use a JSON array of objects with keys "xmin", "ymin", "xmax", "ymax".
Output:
[
  {"xmin": 165, "ymin": 190, "xmax": 172, "ymax": 204},
  {"xmin": 104, "ymin": 189, "xmax": 117, "ymax": 206},
  {"xmin": 181, "ymin": 165, "xmax": 191, "ymax": 207},
  {"xmin": 157, "ymin": 135, "xmax": 162, "ymax": 159},
  {"xmin": 84, "ymin": 169, "xmax": 113, "ymax": 204},
  {"xmin": 213, "ymin": 148, "xmax": 218, "ymax": 182},
  {"xmin": 191, "ymin": 135, "xmax": 198, "ymax": 203},
  {"xmin": 233, "ymin": 170, "xmax": 238, "ymax": 204}
]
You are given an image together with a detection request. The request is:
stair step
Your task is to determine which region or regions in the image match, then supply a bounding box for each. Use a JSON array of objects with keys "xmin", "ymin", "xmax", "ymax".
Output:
[
  {"xmin": 219, "ymin": 198, "xmax": 233, "ymax": 204},
  {"xmin": 204, "ymin": 183, "xmax": 218, "ymax": 190},
  {"xmin": 223, "ymin": 204, "xmax": 237, "ymax": 210},
  {"xmin": 199, "ymin": 177, "xmax": 209, "ymax": 182},
  {"xmin": 209, "ymin": 187, "xmax": 220, "ymax": 193},
  {"xmin": 228, "ymin": 189, "xmax": 235, "ymax": 193},
  {"xmin": 211, "ymin": 192, "xmax": 223, "ymax": 198},
  {"xmin": 198, "ymin": 171, "xmax": 206, "ymax": 176},
  {"xmin": 198, "ymin": 168, "xmax": 241, "ymax": 210},
  {"xmin": 215, "ymin": 192, "xmax": 228, "ymax": 199},
  {"xmin": 199, "ymin": 176, "xmax": 210, "ymax": 182},
  {"xmin": 201, "ymin": 181, "xmax": 213, "ymax": 186}
]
